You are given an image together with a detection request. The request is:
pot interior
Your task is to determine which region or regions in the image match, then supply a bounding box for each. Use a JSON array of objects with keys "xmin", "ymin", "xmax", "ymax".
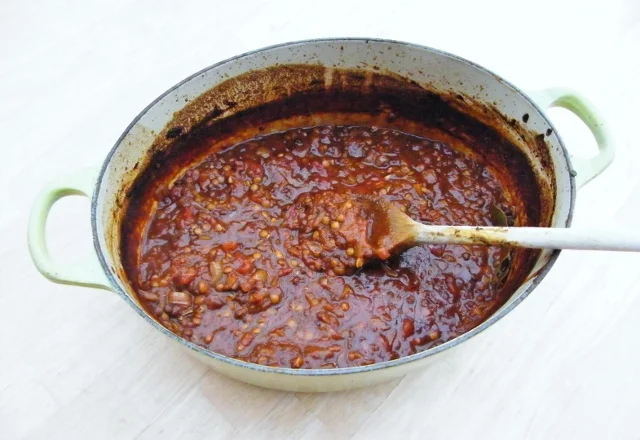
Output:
[{"xmin": 94, "ymin": 39, "xmax": 573, "ymax": 367}]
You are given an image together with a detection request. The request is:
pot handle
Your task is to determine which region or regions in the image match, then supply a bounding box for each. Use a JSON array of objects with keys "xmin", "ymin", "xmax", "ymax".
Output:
[
  {"xmin": 27, "ymin": 167, "xmax": 113, "ymax": 291},
  {"xmin": 527, "ymin": 88, "xmax": 614, "ymax": 189}
]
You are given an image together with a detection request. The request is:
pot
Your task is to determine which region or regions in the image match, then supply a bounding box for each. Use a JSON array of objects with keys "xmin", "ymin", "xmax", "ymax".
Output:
[{"xmin": 27, "ymin": 38, "xmax": 613, "ymax": 392}]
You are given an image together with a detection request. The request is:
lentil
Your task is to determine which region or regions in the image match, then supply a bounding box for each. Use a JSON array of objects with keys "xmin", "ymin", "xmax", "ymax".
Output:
[{"xmin": 123, "ymin": 125, "xmax": 524, "ymax": 369}]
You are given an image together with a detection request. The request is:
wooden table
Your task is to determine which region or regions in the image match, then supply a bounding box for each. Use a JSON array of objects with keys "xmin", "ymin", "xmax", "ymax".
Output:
[{"xmin": 2, "ymin": 1, "xmax": 639, "ymax": 438}]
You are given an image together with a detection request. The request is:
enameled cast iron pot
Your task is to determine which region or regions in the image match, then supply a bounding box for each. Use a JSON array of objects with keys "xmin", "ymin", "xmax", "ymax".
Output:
[{"xmin": 28, "ymin": 39, "xmax": 614, "ymax": 392}]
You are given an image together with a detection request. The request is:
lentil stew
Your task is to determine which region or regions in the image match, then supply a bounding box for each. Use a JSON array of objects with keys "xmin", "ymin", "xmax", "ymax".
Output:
[{"xmin": 122, "ymin": 71, "xmax": 544, "ymax": 369}]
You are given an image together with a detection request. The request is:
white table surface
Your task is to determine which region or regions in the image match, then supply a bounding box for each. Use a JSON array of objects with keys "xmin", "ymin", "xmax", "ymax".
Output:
[{"xmin": 2, "ymin": 1, "xmax": 640, "ymax": 438}]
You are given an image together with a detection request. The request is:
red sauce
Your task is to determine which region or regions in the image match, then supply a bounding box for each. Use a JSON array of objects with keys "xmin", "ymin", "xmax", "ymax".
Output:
[{"xmin": 123, "ymin": 125, "xmax": 519, "ymax": 368}]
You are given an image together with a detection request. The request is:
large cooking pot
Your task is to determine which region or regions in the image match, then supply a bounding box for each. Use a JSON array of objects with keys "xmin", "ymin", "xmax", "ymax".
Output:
[{"xmin": 27, "ymin": 39, "xmax": 613, "ymax": 392}]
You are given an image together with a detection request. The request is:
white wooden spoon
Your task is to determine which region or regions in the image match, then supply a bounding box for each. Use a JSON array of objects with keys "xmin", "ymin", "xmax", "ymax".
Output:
[{"xmin": 358, "ymin": 195, "xmax": 640, "ymax": 254}]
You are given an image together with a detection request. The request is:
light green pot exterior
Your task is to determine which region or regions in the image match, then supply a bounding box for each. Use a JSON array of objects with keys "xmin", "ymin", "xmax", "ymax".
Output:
[{"xmin": 27, "ymin": 39, "xmax": 614, "ymax": 392}]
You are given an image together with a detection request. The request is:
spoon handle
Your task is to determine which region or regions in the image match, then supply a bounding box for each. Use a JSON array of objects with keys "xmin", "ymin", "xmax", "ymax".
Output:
[{"xmin": 413, "ymin": 225, "xmax": 640, "ymax": 252}]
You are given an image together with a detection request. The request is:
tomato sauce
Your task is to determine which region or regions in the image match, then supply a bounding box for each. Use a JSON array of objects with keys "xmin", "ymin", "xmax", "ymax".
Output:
[{"xmin": 123, "ymin": 124, "xmax": 523, "ymax": 368}]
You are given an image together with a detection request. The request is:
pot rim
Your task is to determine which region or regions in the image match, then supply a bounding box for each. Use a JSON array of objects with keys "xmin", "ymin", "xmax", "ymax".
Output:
[{"xmin": 91, "ymin": 37, "xmax": 576, "ymax": 377}]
